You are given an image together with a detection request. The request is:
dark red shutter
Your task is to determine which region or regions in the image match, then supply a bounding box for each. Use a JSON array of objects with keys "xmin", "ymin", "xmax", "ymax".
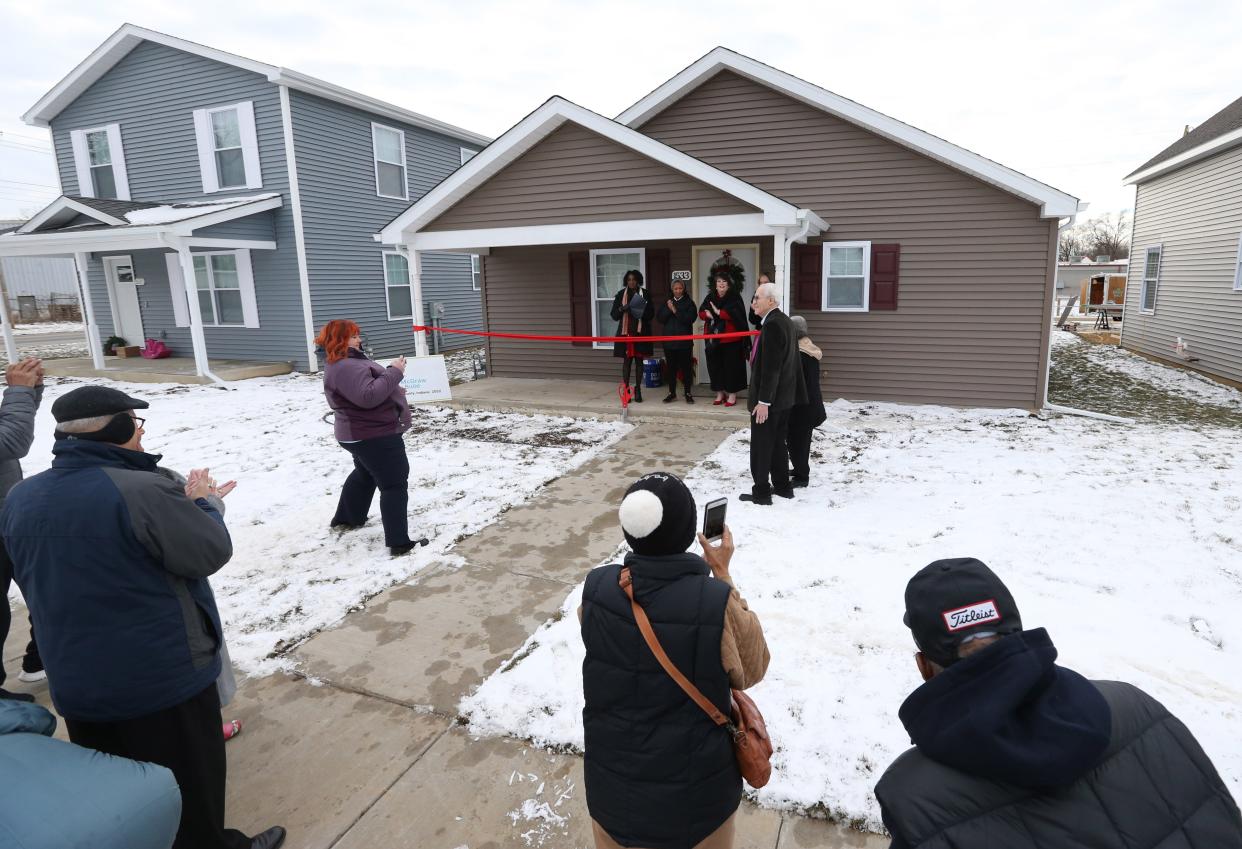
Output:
[
  {"xmin": 568, "ymin": 250, "xmax": 592, "ymax": 347},
  {"xmin": 870, "ymin": 243, "xmax": 900, "ymax": 311},
  {"xmin": 645, "ymin": 248, "xmax": 671, "ymax": 346},
  {"xmin": 793, "ymin": 243, "xmax": 822, "ymax": 310}
]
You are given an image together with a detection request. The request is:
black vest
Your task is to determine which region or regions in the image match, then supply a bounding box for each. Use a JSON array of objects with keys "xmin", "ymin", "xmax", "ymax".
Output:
[{"xmin": 581, "ymin": 553, "xmax": 738, "ymax": 849}]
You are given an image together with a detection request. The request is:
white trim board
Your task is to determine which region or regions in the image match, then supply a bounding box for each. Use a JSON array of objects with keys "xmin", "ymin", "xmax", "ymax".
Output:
[
  {"xmin": 1124, "ymin": 126, "xmax": 1242, "ymax": 185},
  {"xmin": 405, "ymin": 213, "xmax": 786, "ymax": 252},
  {"xmin": 16, "ymin": 196, "xmax": 127, "ymax": 234},
  {"xmin": 378, "ymin": 96, "xmax": 827, "ymax": 244},
  {"xmin": 22, "ymin": 23, "xmax": 491, "ymax": 147},
  {"xmin": 279, "ymin": 84, "xmax": 319, "ymax": 371},
  {"xmin": 616, "ymin": 47, "xmax": 1078, "ymax": 218}
]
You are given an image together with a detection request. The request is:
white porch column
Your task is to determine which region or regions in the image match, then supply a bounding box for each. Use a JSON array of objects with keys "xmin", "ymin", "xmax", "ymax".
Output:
[
  {"xmin": 173, "ymin": 242, "xmax": 213, "ymax": 378},
  {"xmin": 0, "ymin": 261, "xmax": 17, "ymax": 364},
  {"xmin": 73, "ymin": 252, "xmax": 106, "ymax": 371},
  {"xmin": 772, "ymin": 232, "xmax": 790, "ymax": 310},
  {"xmin": 409, "ymin": 247, "xmax": 429, "ymax": 358}
]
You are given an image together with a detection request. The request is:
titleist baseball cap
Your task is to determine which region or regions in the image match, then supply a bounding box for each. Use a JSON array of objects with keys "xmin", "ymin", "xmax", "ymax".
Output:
[{"xmin": 903, "ymin": 557, "xmax": 1023, "ymax": 667}]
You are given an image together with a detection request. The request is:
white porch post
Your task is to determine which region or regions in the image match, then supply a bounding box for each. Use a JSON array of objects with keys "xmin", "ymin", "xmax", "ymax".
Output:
[
  {"xmin": 73, "ymin": 252, "xmax": 106, "ymax": 371},
  {"xmin": 0, "ymin": 261, "xmax": 17, "ymax": 364},
  {"xmin": 773, "ymin": 232, "xmax": 789, "ymax": 310},
  {"xmin": 409, "ymin": 247, "xmax": 429, "ymax": 358},
  {"xmin": 173, "ymin": 242, "xmax": 212, "ymax": 378}
]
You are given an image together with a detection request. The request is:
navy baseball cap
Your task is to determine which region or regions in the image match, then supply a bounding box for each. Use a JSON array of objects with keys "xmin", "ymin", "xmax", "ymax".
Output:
[
  {"xmin": 903, "ymin": 558, "xmax": 1022, "ymax": 667},
  {"xmin": 51, "ymin": 385, "xmax": 148, "ymax": 423}
]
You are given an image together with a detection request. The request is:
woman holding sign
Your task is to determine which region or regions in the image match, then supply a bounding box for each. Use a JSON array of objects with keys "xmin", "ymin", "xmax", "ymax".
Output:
[{"xmin": 316, "ymin": 319, "xmax": 425, "ymax": 556}]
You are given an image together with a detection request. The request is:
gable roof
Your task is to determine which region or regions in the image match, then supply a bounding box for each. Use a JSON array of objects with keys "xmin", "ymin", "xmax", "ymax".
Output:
[
  {"xmin": 617, "ymin": 47, "xmax": 1078, "ymax": 219},
  {"xmin": 1124, "ymin": 94, "xmax": 1242, "ymax": 184},
  {"xmin": 22, "ymin": 23, "xmax": 490, "ymax": 147},
  {"xmin": 378, "ymin": 96, "xmax": 826, "ymax": 244}
]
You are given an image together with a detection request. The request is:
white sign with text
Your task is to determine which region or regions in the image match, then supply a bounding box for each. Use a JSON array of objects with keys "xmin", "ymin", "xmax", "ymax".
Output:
[{"xmin": 400, "ymin": 355, "xmax": 452, "ymax": 403}]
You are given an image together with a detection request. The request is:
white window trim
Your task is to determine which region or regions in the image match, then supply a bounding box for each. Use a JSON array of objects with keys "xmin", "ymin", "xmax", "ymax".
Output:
[
  {"xmin": 165, "ymin": 249, "xmax": 259, "ymax": 328},
  {"xmin": 588, "ymin": 247, "xmax": 646, "ymax": 351},
  {"xmin": 69, "ymin": 123, "xmax": 130, "ymax": 200},
  {"xmin": 382, "ymin": 250, "xmax": 414, "ymax": 320},
  {"xmin": 821, "ymin": 241, "xmax": 871, "ymax": 312},
  {"xmin": 470, "ymin": 254, "xmax": 482, "ymax": 291},
  {"xmin": 192, "ymin": 101, "xmax": 262, "ymax": 193},
  {"xmin": 372, "ymin": 123, "xmax": 408, "ymax": 200},
  {"xmin": 1140, "ymin": 244, "xmax": 1162, "ymax": 315},
  {"xmin": 1233, "ymin": 234, "xmax": 1242, "ymax": 292},
  {"xmin": 460, "ymin": 147, "xmax": 478, "ymax": 165}
]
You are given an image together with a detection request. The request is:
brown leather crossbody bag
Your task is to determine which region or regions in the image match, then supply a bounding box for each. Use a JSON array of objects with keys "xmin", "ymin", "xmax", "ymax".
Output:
[{"xmin": 619, "ymin": 567, "xmax": 773, "ymax": 789}]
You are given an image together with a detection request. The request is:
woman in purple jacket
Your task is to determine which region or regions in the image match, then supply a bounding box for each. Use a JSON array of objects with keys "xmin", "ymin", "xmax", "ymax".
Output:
[{"xmin": 316, "ymin": 320, "xmax": 423, "ymax": 556}]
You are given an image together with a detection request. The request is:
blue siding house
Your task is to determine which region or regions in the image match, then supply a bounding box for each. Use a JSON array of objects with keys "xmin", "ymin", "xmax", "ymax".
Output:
[{"xmin": 0, "ymin": 24, "xmax": 489, "ymax": 376}]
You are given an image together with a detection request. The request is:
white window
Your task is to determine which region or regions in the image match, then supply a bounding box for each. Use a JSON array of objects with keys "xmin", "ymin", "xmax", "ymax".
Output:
[
  {"xmin": 471, "ymin": 254, "xmax": 482, "ymax": 291},
  {"xmin": 1140, "ymin": 245, "xmax": 1162, "ymax": 313},
  {"xmin": 1233, "ymin": 234, "xmax": 1242, "ymax": 292},
  {"xmin": 589, "ymin": 248, "xmax": 645, "ymax": 351},
  {"xmin": 192, "ymin": 101, "xmax": 262, "ymax": 193},
  {"xmin": 69, "ymin": 124, "xmax": 129, "ymax": 200},
  {"xmin": 460, "ymin": 147, "xmax": 478, "ymax": 165},
  {"xmin": 164, "ymin": 250, "xmax": 260, "ymax": 328},
  {"xmin": 383, "ymin": 251, "xmax": 413, "ymax": 320},
  {"xmin": 821, "ymin": 241, "xmax": 871, "ymax": 311},
  {"xmin": 373, "ymin": 124, "xmax": 408, "ymax": 199}
]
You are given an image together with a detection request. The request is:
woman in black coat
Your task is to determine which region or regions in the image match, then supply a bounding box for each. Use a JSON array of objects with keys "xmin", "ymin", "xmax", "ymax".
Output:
[
  {"xmin": 656, "ymin": 279, "xmax": 697, "ymax": 403},
  {"xmin": 787, "ymin": 314, "xmax": 827, "ymax": 487},
  {"xmin": 610, "ymin": 269, "xmax": 654, "ymax": 402},
  {"xmin": 698, "ymin": 273, "xmax": 748, "ymax": 406}
]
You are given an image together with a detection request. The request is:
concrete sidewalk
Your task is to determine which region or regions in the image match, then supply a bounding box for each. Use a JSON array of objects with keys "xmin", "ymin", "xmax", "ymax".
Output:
[{"xmin": 4, "ymin": 418, "xmax": 886, "ymax": 848}]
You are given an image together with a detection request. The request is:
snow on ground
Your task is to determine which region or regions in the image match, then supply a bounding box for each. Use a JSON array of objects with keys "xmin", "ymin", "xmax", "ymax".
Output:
[
  {"xmin": 9, "ymin": 373, "xmax": 629, "ymax": 675},
  {"xmin": 11, "ymin": 322, "xmax": 85, "ymax": 336},
  {"xmin": 463, "ymin": 349, "xmax": 1242, "ymax": 830}
]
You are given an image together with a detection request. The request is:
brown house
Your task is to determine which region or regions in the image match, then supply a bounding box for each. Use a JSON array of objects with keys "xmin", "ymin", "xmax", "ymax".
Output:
[{"xmin": 380, "ymin": 48, "xmax": 1078, "ymax": 409}]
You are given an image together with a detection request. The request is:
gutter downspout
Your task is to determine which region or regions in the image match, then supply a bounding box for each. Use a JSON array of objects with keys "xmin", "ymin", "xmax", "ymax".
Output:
[
  {"xmin": 1043, "ymin": 402, "xmax": 1134, "ymax": 425},
  {"xmin": 162, "ymin": 235, "xmax": 227, "ymax": 387},
  {"xmin": 1041, "ymin": 203, "xmax": 1090, "ymax": 410},
  {"xmin": 781, "ymin": 210, "xmax": 816, "ymax": 309}
]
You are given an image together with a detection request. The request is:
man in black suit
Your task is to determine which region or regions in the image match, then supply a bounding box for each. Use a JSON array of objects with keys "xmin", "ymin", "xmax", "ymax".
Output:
[{"xmin": 742, "ymin": 282, "xmax": 806, "ymax": 505}]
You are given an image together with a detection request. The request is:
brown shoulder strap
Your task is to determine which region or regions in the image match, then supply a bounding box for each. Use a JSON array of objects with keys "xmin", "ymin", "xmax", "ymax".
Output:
[{"xmin": 620, "ymin": 567, "xmax": 729, "ymax": 727}]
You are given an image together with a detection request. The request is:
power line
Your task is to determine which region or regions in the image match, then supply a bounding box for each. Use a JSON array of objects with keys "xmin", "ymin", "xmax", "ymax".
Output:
[
  {"xmin": 0, "ymin": 139, "xmax": 55, "ymax": 155},
  {"xmin": 0, "ymin": 130, "xmax": 53, "ymax": 145},
  {"xmin": 0, "ymin": 178, "xmax": 59, "ymax": 189}
]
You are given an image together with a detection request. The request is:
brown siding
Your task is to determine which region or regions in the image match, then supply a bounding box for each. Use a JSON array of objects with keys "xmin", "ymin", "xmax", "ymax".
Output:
[
  {"xmin": 1121, "ymin": 146, "xmax": 1242, "ymax": 385},
  {"xmin": 638, "ymin": 70, "xmax": 1056, "ymax": 409},
  {"xmin": 482, "ymin": 239, "xmax": 772, "ymax": 381},
  {"xmin": 424, "ymin": 122, "xmax": 756, "ymax": 231}
]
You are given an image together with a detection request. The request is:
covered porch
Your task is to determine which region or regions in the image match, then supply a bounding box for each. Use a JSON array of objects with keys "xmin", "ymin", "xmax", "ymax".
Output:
[{"xmin": 0, "ymin": 193, "xmax": 295, "ymax": 384}]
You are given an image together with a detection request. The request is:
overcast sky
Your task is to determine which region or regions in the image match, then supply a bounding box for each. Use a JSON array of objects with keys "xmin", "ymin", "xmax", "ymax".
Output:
[{"xmin": 1, "ymin": 0, "xmax": 1238, "ymax": 221}]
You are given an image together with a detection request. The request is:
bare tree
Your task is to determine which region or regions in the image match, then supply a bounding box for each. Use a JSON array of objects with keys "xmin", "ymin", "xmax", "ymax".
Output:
[
  {"xmin": 1058, "ymin": 222, "xmax": 1092, "ymax": 262},
  {"xmin": 1087, "ymin": 211, "xmax": 1130, "ymax": 260}
]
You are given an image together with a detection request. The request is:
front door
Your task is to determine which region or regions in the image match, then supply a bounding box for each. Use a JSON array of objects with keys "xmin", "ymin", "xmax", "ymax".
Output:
[
  {"xmin": 103, "ymin": 255, "xmax": 145, "ymax": 349},
  {"xmin": 690, "ymin": 243, "xmax": 760, "ymax": 384}
]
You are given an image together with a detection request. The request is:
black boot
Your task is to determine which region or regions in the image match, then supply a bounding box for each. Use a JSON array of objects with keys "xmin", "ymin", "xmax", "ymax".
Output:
[
  {"xmin": 633, "ymin": 385, "xmax": 643, "ymax": 403},
  {"xmin": 391, "ymin": 538, "xmax": 430, "ymax": 556}
]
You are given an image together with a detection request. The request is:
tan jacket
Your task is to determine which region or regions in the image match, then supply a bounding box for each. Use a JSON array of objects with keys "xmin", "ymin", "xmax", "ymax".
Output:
[{"xmin": 577, "ymin": 573, "xmax": 770, "ymax": 690}]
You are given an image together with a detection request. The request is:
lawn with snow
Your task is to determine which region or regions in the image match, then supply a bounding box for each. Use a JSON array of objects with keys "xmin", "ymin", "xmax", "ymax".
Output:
[
  {"xmin": 10, "ymin": 374, "xmax": 628, "ymax": 675},
  {"xmin": 462, "ymin": 348, "xmax": 1242, "ymax": 831}
]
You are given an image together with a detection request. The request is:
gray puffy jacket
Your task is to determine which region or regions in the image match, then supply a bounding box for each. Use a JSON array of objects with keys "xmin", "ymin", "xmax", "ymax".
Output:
[{"xmin": 0, "ymin": 384, "xmax": 43, "ymax": 508}]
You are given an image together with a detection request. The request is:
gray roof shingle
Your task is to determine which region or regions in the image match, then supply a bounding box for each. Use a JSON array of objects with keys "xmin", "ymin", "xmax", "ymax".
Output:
[{"xmin": 1127, "ymin": 94, "xmax": 1242, "ymax": 179}]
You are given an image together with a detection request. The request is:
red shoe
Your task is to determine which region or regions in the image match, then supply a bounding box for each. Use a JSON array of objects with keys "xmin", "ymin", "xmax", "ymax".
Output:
[
  {"xmin": 223, "ymin": 719, "xmax": 242, "ymax": 741},
  {"xmin": 712, "ymin": 398, "xmax": 724, "ymax": 406},
  {"xmin": 724, "ymin": 400, "xmax": 737, "ymax": 407}
]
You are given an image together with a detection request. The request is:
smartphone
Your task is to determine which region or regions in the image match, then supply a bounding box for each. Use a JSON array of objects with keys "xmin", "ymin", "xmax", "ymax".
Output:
[{"xmin": 702, "ymin": 497, "xmax": 727, "ymax": 542}]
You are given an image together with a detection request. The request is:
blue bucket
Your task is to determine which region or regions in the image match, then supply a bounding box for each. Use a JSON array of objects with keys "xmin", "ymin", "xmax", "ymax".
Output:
[{"xmin": 643, "ymin": 358, "xmax": 663, "ymax": 388}]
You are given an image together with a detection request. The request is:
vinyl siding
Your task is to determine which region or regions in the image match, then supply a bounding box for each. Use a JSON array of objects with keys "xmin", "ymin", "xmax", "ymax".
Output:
[
  {"xmin": 48, "ymin": 40, "xmax": 310, "ymax": 368},
  {"xmin": 1121, "ymin": 145, "xmax": 1242, "ymax": 385},
  {"xmin": 637, "ymin": 70, "xmax": 1057, "ymax": 409},
  {"xmin": 288, "ymin": 90, "xmax": 482, "ymax": 356},
  {"xmin": 481, "ymin": 239, "xmax": 774, "ymax": 381},
  {"xmin": 424, "ymin": 122, "xmax": 757, "ymax": 231}
]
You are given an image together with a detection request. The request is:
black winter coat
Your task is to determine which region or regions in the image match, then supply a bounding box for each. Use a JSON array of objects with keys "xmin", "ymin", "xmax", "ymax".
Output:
[
  {"xmin": 698, "ymin": 292, "xmax": 748, "ymax": 346},
  {"xmin": 875, "ymin": 629, "xmax": 1242, "ymax": 848},
  {"xmin": 747, "ymin": 309, "xmax": 808, "ymax": 412},
  {"xmin": 656, "ymin": 295, "xmax": 697, "ymax": 351},
  {"xmin": 789, "ymin": 350, "xmax": 827, "ymax": 432},
  {"xmin": 581, "ymin": 553, "xmax": 739, "ymax": 849},
  {"xmin": 611, "ymin": 286, "xmax": 654, "ymax": 358}
]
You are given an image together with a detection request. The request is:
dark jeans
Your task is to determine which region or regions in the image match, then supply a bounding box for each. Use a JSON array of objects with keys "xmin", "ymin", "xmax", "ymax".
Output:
[
  {"xmin": 750, "ymin": 407, "xmax": 791, "ymax": 496},
  {"xmin": 787, "ymin": 424, "xmax": 813, "ymax": 481},
  {"xmin": 0, "ymin": 540, "xmax": 39, "ymax": 687},
  {"xmin": 621, "ymin": 355, "xmax": 643, "ymax": 390},
  {"xmin": 333, "ymin": 433, "xmax": 412, "ymax": 547},
  {"xmin": 66, "ymin": 684, "xmax": 251, "ymax": 849},
  {"xmin": 665, "ymin": 349, "xmax": 693, "ymax": 396}
]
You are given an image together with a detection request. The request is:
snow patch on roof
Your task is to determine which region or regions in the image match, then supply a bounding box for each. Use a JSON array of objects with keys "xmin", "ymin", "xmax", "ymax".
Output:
[{"xmin": 123, "ymin": 194, "xmax": 279, "ymax": 226}]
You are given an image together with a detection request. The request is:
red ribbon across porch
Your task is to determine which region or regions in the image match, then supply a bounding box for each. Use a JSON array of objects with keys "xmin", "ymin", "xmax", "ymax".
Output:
[{"xmin": 410, "ymin": 325, "xmax": 758, "ymax": 344}]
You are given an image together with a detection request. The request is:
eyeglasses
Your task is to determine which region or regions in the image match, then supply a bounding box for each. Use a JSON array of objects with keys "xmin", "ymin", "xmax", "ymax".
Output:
[{"xmin": 131, "ymin": 417, "xmax": 146, "ymax": 429}]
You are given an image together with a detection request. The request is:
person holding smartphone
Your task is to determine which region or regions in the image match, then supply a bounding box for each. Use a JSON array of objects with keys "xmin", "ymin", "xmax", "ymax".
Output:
[
  {"xmin": 316, "ymin": 319, "xmax": 424, "ymax": 557},
  {"xmin": 579, "ymin": 473, "xmax": 770, "ymax": 849}
]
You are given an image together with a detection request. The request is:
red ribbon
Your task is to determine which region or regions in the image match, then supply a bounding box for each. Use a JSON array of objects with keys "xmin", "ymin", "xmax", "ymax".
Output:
[{"xmin": 410, "ymin": 325, "xmax": 758, "ymax": 343}]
